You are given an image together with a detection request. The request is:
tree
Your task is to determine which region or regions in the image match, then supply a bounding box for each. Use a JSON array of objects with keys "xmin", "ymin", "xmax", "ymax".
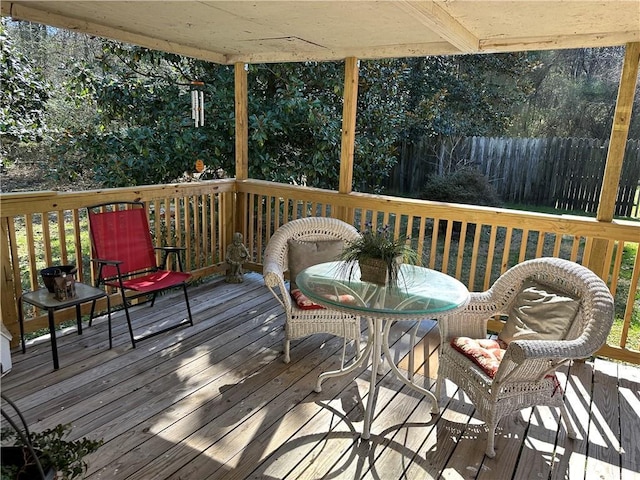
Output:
[
  {"xmin": 54, "ymin": 44, "xmax": 404, "ymax": 191},
  {"xmin": 0, "ymin": 21, "xmax": 50, "ymax": 144},
  {"xmin": 55, "ymin": 41, "xmax": 236, "ymax": 187},
  {"xmin": 513, "ymin": 47, "xmax": 640, "ymax": 139},
  {"xmin": 394, "ymin": 53, "xmax": 537, "ymax": 178},
  {"xmin": 246, "ymin": 62, "xmax": 344, "ymax": 189},
  {"xmin": 247, "ymin": 60, "xmax": 404, "ymax": 192}
]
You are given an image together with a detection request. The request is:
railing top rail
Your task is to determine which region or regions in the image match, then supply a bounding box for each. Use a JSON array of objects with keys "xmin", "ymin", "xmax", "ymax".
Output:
[
  {"xmin": 0, "ymin": 179, "xmax": 236, "ymax": 217},
  {"xmin": 237, "ymin": 179, "xmax": 640, "ymax": 242}
]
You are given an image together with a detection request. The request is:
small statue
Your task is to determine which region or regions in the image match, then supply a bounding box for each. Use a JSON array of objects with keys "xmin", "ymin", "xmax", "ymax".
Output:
[{"xmin": 225, "ymin": 232, "xmax": 250, "ymax": 283}]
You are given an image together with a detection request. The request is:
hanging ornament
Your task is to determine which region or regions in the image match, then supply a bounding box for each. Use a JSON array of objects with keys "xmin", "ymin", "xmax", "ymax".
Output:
[
  {"xmin": 190, "ymin": 81, "xmax": 205, "ymax": 127},
  {"xmin": 195, "ymin": 159, "xmax": 205, "ymax": 173}
]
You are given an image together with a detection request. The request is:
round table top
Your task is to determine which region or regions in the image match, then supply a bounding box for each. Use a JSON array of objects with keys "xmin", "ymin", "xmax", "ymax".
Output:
[{"xmin": 296, "ymin": 261, "xmax": 470, "ymax": 320}]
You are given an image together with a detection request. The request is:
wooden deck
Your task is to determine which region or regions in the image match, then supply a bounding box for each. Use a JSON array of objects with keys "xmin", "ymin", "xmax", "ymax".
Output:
[{"xmin": 3, "ymin": 273, "xmax": 639, "ymax": 480}]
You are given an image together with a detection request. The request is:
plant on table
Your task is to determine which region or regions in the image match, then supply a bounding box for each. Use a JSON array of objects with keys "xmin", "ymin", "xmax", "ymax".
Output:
[{"xmin": 341, "ymin": 222, "xmax": 418, "ymax": 286}]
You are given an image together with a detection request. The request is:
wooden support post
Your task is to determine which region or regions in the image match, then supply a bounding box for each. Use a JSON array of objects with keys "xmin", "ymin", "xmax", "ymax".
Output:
[
  {"xmin": 234, "ymin": 62, "xmax": 249, "ymax": 182},
  {"xmin": 338, "ymin": 57, "xmax": 359, "ymax": 223},
  {"xmin": 234, "ymin": 63, "xmax": 249, "ymax": 238},
  {"xmin": 0, "ymin": 218, "xmax": 19, "ymax": 347},
  {"xmin": 588, "ymin": 42, "xmax": 640, "ymax": 278}
]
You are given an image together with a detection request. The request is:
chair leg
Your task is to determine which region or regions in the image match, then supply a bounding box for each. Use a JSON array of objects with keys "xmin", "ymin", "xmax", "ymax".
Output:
[
  {"xmin": 485, "ymin": 421, "xmax": 498, "ymax": 458},
  {"xmin": 120, "ymin": 291, "xmax": 136, "ymax": 348},
  {"xmin": 283, "ymin": 339, "xmax": 291, "ymax": 363},
  {"xmin": 182, "ymin": 284, "xmax": 194, "ymax": 326},
  {"xmin": 105, "ymin": 295, "xmax": 112, "ymax": 349}
]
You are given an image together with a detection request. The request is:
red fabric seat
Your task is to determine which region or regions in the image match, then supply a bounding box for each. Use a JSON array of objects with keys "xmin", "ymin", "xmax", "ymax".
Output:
[
  {"xmin": 88, "ymin": 202, "xmax": 193, "ymax": 347},
  {"xmin": 106, "ymin": 270, "xmax": 191, "ymax": 293}
]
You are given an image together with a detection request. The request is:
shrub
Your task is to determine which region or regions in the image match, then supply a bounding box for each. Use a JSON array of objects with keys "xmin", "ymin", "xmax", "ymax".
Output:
[{"xmin": 421, "ymin": 168, "xmax": 502, "ymax": 207}]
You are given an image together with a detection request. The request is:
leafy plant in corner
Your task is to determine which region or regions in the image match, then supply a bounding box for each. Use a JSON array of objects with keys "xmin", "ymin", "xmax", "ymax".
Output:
[{"xmin": 1, "ymin": 394, "xmax": 103, "ymax": 480}]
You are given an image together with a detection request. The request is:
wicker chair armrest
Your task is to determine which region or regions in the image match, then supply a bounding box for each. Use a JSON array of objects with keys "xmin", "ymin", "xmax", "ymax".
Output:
[
  {"xmin": 439, "ymin": 291, "xmax": 502, "ymax": 340},
  {"xmin": 493, "ymin": 348, "xmax": 561, "ymax": 384},
  {"xmin": 263, "ymin": 259, "xmax": 285, "ymax": 287},
  {"xmin": 263, "ymin": 260, "xmax": 292, "ymax": 312},
  {"xmin": 507, "ymin": 338, "xmax": 590, "ymax": 364}
]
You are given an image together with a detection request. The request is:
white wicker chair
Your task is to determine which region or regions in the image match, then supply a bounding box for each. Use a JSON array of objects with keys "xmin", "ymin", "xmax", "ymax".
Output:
[
  {"xmin": 435, "ymin": 257, "xmax": 615, "ymax": 458},
  {"xmin": 263, "ymin": 217, "xmax": 362, "ymax": 363}
]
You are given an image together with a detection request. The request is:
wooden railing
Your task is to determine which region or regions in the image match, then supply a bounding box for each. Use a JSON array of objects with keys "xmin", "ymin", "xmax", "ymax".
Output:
[
  {"xmin": 236, "ymin": 179, "xmax": 640, "ymax": 364},
  {"xmin": 0, "ymin": 180, "xmax": 235, "ymax": 340},
  {"xmin": 2, "ymin": 178, "xmax": 639, "ymax": 364}
]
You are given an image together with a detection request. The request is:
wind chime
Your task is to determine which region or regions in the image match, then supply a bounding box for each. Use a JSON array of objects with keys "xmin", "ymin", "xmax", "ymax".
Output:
[{"xmin": 191, "ymin": 81, "xmax": 205, "ymax": 127}]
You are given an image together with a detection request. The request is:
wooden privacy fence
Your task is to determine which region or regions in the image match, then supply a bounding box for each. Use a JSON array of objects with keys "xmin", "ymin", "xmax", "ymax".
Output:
[{"xmin": 388, "ymin": 136, "xmax": 640, "ymax": 217}]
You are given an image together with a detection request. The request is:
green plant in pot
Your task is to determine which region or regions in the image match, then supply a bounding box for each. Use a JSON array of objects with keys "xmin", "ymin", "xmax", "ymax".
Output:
[
  {"xmin": 341, "ymin": 222, "xmax": 418, "ymax": 286},
  {"xmin": 1, "ymin": 395, "xmax": 103, "ymax": 480}
]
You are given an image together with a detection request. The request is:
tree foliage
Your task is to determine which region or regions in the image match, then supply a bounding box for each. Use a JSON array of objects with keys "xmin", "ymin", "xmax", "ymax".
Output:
[
  {"xmin": 246, "ymin": 62, "xmax": 343, "ymax": 189},
  {"xmin": 513, "ymin": 47, "xmax": 640, "ymax": 139},
  {"xmin": 53, "ymin": 41, "xmax": 235, "ymax": 187},
  {"xmin": 395, "ymin": 54, "xmax": 537, "ymax": 176},
  {"xmin": 399, "ymin": 54, "xmax": 536, "ymax": 141},
  {"xmin": 3, "ymin": 21, "xmax": 635, "ymax": 193},
  {"xmin": 0, "ymin": 21, "xmax": 49, "ymax": 143},
  {"xmin": 54, "ymin": 51, "xmax": 406, "ymax": 191}
]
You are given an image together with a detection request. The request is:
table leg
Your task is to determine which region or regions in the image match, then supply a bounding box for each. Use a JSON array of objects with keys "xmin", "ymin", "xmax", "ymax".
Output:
[
  {"xmin": 315, "ymin": 317, "xmax": 374, "ymax": 393},
  {"xmin": 48, "ymin": 309, "xmax": 59, "ymax": 370},
  {"xmin": 382, "ymin": 319, "xmax": 439, "ymax": 414},
  {"xmin": 362, "ymin": 317, "xmax": 383, "ymax": 440},
  {"xmin": 76, "ymin": 304, "xmax": 83, "ymax": 335}
]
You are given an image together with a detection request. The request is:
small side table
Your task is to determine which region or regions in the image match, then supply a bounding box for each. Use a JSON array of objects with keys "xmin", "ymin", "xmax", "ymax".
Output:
[{"xmin": 18, "ymin": 283, "xmax": 111, "ymax": 370}]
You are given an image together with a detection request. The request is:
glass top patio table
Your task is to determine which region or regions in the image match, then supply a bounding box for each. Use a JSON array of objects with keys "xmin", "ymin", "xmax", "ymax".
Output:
[
  {"xmin": 296, "ymin": 261, "xmax": 469, "ymax": 320},
  {"xmin": 296, "ymin": 260, "xmax": 470, "ymax": 440}
]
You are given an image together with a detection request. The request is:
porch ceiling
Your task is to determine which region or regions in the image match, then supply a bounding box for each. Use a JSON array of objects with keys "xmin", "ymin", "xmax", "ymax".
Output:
[{"xmin": 2, "ymin": 1, "xmax": 639, "ymax": 64}]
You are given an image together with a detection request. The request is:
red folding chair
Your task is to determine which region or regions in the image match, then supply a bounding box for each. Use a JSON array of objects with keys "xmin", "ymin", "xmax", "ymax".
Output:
[{"xmin": 87, "ymin": 201, "xmax": 193, "ymax": 347}]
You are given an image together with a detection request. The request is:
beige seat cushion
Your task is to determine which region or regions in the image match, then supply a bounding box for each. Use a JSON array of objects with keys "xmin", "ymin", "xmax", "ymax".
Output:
[
  {"xmin": 499, "ymin": 279, "xmax": 579, "ymax": 344},
  {"xmin": 287, "ymin": 238, "xmax": 344, "ymax": 291}
]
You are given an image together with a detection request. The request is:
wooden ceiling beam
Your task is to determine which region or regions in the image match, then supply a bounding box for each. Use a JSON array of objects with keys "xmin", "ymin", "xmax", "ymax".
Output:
[
  {"xmin": 397, "ymin": 1, "xmax": 479, "ymax": 53},
  {"xmin": 1, "ymin": 2, "xmax": 228, "ymax": 64},
  {"xmin": 3, "ymin": 2, "xmax": 638, "ymax": 63},
  {"xmin": 224, "ymin": 42, "xmax": 460, "ymax": 65},
  {"xmin": 480, "ymin": 31, "xmax": 640, "ymax": 53}
]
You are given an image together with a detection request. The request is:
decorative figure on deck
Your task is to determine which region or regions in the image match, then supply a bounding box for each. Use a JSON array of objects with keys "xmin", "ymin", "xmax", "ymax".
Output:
[{"xmin": 225, "ymin": 232, "xmax": 250, "ymax": 283}]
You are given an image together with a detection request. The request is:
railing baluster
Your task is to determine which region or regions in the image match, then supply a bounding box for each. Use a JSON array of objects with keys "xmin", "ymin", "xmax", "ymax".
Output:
[{"xmin": 2, "ymin": 179, "xmax": 638, "ymax": 363}]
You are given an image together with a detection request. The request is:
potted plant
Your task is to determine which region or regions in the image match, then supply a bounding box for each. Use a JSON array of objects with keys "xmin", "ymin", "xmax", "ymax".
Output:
[
  {"xmin": 1, "ymin": 395, "xmax": 103, "ymax": 480},
  {"xmin": 341, "ymin": 222, "xmax": 418, "ymax": 286}
]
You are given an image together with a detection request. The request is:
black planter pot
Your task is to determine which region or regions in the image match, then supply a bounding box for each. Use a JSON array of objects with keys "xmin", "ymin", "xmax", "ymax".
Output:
[{"xmin": 0, "ymin": 446, "xmax": 56, "ymax": 480}]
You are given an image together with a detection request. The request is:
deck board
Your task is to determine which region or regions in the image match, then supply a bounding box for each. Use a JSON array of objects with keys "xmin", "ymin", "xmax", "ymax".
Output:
[{"xmin": 2, "ymin": 272, "xmax": 638, "ymax": 480}]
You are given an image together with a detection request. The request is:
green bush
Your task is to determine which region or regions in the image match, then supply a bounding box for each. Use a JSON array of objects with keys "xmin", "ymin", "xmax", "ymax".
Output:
[
  {"xmin": 1, "ymin": 423, "xmax": 103, "ymax": 480},
  {"xmin": 421, "ymin": 168, "xmax": 503, "ymax": 207}
]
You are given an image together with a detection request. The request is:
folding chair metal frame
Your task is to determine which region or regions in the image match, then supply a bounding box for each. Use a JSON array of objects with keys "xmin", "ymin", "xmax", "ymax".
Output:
[{"xmin": 87, "ymin": 201, "xmax": 194, "ymax": 348}]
